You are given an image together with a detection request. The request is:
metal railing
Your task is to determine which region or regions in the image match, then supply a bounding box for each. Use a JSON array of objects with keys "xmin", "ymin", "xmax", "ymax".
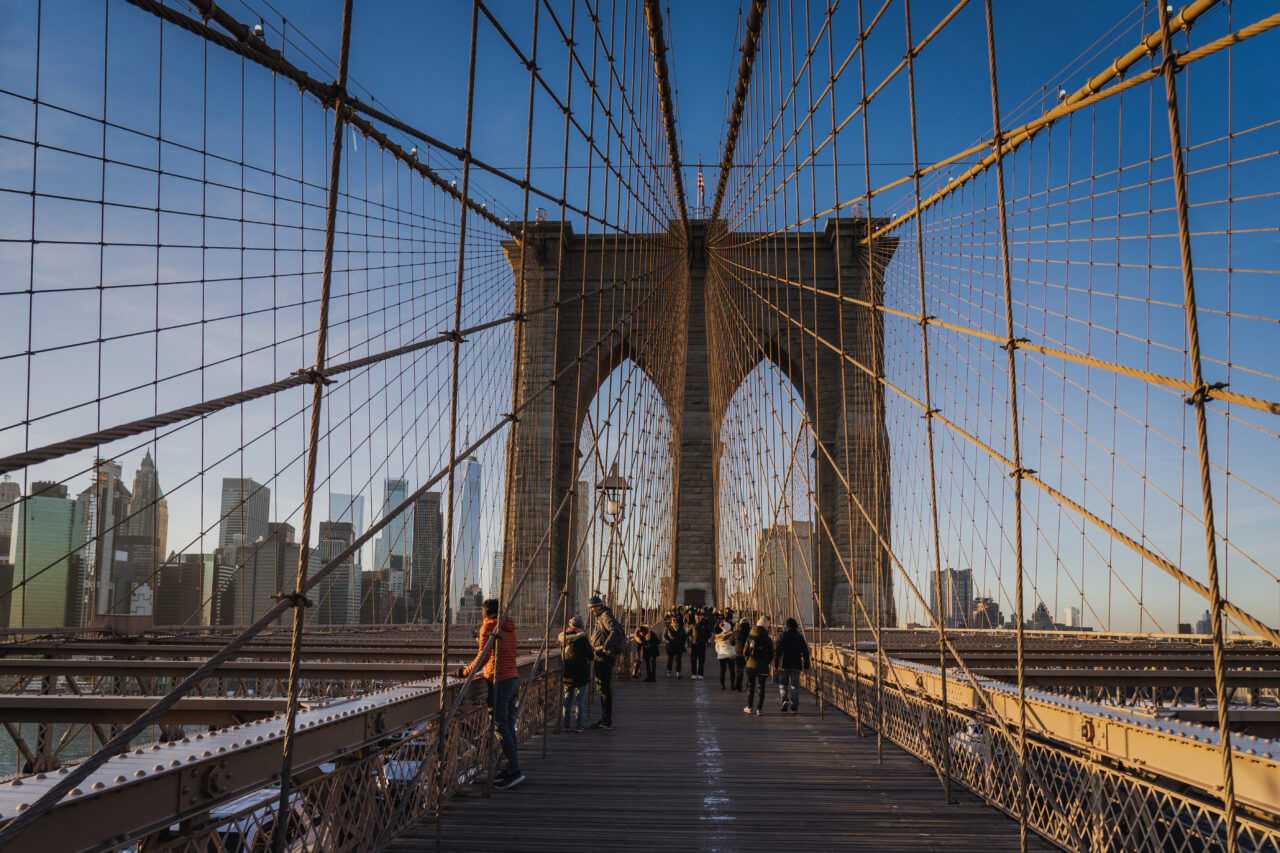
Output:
[{"xmin": 806, "ymin": 647, "xmax": 1280, "ymax": 852}]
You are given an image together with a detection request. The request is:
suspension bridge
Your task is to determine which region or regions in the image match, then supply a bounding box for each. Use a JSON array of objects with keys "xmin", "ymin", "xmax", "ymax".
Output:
[{"xmin": 0, "ymin": 0, "xmax": 1277, "ymax": 849}]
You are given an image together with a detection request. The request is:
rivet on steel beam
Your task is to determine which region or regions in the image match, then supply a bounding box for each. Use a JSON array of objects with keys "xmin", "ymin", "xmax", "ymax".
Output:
[
  {"xmin": 114, "ymin": 775, "xmax": 126, "ymax": 782},
  {"xmin": 15, "ymin": 804, "xmax": 28, "ymax": 812},
  {"xmin": 202, "ymin": 751, "xmax": 212, "ymax": 758},
  {"xmin": 169, "ymin": 760, "xmax": 181, "ymax": 767},
  {"xmin": 8, "ymin": 779, "xmax": 21, "ymax": 787},
  {"xmin": 34, "ymin": 773, "xmax": 46, "ymax": 780},
  {"xmin": 133, "ymin": 771, "xmax": 144, "ymax": 778},
  {"xmin": 94, "ymin": 781, "xmax": 109, "ymax": 788},
  {"xmin": 70, "ymin": 788, "xmax": 82, "ymax": 796}
]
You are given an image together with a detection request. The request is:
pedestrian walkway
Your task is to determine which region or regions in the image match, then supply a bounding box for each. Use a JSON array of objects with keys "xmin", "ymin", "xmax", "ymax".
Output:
[{"xmin": 388, "ymin": 676, "xmax": 1052, "ymax": 852}]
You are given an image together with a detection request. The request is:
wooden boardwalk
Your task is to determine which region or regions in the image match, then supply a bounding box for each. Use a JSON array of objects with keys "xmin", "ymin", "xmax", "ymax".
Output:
[{"xmin": 388, "ymin": 675, "xmax": 1055, "ymax": 852}]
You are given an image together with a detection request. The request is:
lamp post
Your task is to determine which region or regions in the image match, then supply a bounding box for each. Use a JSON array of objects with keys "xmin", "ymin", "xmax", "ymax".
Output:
[
  {"xmin": 731, "ymin": 551, "xmax": 746, "ymax": 611},
  {"xmin": 597, "ymin": 461, "xmax": 629, "ymax": 608}
]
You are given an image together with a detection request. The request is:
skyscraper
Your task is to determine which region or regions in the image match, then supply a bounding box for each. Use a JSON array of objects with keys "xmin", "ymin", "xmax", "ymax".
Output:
[
  {"xmin": 449, "ymin": 457, "xmax": 481, "ymax": 623},
  {"xmin": 0, "ymin": 475, "xmax": 21, "ymax": 565},
  {"xmin": 971, "ymin": 596, "xmax": 1001, "ymax": 629},
  {"xmin": 929, "ymin": 568, "xmax": 974, "ymax": 629},
  {"xmin": 153, "ymin": 553, "xmax": 204, "ymax": 626},
  {"xmin": 76, "ymin": 458, "xmax": 132, "ymax": 619},
  {"xmin": 329, "ymin": 493, "xmax": 365, "ymax": 569},
  {"xmin": 410, "ymin": 492, "xmax": 444, "ymax": 622},
  {"xmin": 8, "ymin": 488, "xmax": 84, "ymax": 628},
  {"xmin": 217, "ymin": 478, "xmax": 270, "ymax": 552},
  {"xmin": 753, "ymin": 521, "xmax": 815, "ymax": 625},
  {"xmin": 372, "ymin": 478, "xmax": 410, "ymax": 588},
  {"xmin": 225, "ymin": 522, "xmax": 314, "ymax": 626},
  {"xmin": 1063, "ymin": 605, "xmax": 1082, "ymax": 629},
  {"xmin": 314, "ymin": 521, "xmax": 356, "ymax": 625},
  {"xmin": 489, "ymin": 550, "xmax": 502, "ymax": 601}
]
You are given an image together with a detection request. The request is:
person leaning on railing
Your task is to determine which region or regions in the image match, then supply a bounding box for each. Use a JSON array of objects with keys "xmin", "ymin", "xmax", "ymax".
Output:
[
  {"xmin": 558, "ymin": 615, "xmax": 592, "ymax": 732},
  {"xmin": 458, "ymin": 598, "xmax": 524, "ymax": 789}
]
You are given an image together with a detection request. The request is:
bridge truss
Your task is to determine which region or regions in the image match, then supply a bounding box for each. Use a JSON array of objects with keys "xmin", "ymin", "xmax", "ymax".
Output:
[{"xmin": 0, "ymin": 0, "xmax": 1277, "ymax": 850}]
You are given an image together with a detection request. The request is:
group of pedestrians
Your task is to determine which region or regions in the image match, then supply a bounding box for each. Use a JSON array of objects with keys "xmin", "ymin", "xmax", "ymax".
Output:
[{"xmin": 627, "ymin": 604, "xmax": 813, "ymax": 716}]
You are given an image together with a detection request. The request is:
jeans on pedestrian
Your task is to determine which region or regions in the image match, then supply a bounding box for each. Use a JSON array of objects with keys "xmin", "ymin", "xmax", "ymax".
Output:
[
  {"xmin": 593, "ymin": 656, "xmax": 615, "ymax": 724},
  {"xmin": 732, "ymin": 656, "xmax": 746, "ymax": 690},
  {"xmin": 718, "ymin": 656, "xmax": 737, "ymax": 687},
  {"xmin": 666, "ymin": 652, "xmax": 683, "ymax": 674},
  {"xmin": 489, "ymin": 676, "xmax": 521, "ymax": 775},
  {"xmin": 643, "ymin": 653, "xmax": 657, "ymax": 680},
  {"xmin": 777, "ymin": 667, "xmax": 801, "ymax": 710},
  {"xmin": 746, "ymin": 669, "xmax": 768, "ymax": 710},
  {"xmin": 562, "ymin": 682, "xmax": 586, "ymax": 728},
  {"xmin": 689, "ymin": 644, "xmax": 706, "ymax": 676}
]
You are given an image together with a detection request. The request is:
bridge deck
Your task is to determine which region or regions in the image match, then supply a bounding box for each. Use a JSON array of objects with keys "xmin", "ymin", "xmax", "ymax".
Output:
[{"xmin": 389, "ymin": 676, "xmax": 1053, "ymax": 852}]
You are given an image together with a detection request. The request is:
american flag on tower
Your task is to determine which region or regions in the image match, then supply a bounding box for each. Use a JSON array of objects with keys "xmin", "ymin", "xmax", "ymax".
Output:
[{"xmin": 697, "ymin": 168, "xmax": 704, "ymax": 212}]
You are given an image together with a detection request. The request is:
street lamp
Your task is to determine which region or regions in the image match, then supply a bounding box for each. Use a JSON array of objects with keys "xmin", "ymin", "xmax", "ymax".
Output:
[
  {"xmin": 731, "ymin": 551, "xmax": 746, "ymax": 608},
  {"xmin": 596, "ymin": 461, "xmax": 629, "ymax": 605}
]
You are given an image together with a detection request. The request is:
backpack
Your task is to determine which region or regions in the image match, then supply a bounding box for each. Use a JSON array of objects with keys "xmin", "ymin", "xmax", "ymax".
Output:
[{"xmin": 746, "ymin": 633, "xmax": 771, "ymax": 665}]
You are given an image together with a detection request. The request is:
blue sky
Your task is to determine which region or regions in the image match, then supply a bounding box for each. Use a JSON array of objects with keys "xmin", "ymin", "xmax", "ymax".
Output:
[{"xmin": 0, "ymin": 0, "xmax": 1276, "ymax": 633}]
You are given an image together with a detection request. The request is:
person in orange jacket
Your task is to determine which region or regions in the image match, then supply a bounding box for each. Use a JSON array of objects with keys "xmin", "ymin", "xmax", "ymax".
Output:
[{"xmin": 459, "ymin": 599, "xmax": 523, "ymax": 789}]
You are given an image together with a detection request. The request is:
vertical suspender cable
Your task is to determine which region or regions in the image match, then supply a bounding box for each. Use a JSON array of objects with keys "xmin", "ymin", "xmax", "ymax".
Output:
[
  {"xmin": 901, "ymin": 0, "xmax": 952, "ymax": 805},
  {"xmin": 1155, "ymin": 3, "xmax": 1238, "ymax": 849},
  {"xmin": 980, "ymin": 2, "xmax": 1030, "ymax": 848},
  {"xmin": 272, "ymin": 2, "xmax": 353, "ymax": 849}
]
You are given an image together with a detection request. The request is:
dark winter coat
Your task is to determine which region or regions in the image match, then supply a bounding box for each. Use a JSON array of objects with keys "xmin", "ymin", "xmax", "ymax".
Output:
[
  {"xmin": 662, "ymin": 623, "xmax": 688, "ymax": 656},
  {"xmin": 636, "ymin": 628, "xmax": 660, "ymax": 658},
  {"xmin": 589, "ymin": 605, "xmax": 624, "ymax": 659},
  {"xmin": 743, "ymin": 626, "xmax": 775, "ymax": 673},
  {"xmin": 773, "ymin": 627, "xmax": 811, "ymax": 671},
  {"xmin": 688, "ymin": 619, "xmax": 712, "ymax": 648},
  {"xmin": 559, "ymin": 628, "xmax": 592, "ymax": 687}
]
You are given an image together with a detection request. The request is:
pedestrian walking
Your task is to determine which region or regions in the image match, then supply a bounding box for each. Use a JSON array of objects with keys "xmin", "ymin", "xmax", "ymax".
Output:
[
  {"xmin": 773, "ymin": 617, "xmax": 811, "ymax": 712},
  {"xmin": 714, "ymin": 620, "xmax": 737, "ymax": 690},
  {"xmin": 742, "ymin": 616, "xmax": 774, "ymax": 716},
  {"xmin": 662, "ymin": 615, "xmax": 687, "ymax": 678},
  {"xmin": 587, "ymin": 595, "xmax": 623, "ymax": 729},
  {"xmin": 459, "ymin": 599, "xmax": 523, "ymax": 788},
  {"xmin": 688, "ymin": 612, "xmax": 710, "ymax": 679},
  {"xmin": 558, "ymin": 615, "xmax": 592, "ymax": 731},
  {"xmin": 732, "ymin": 617, "xmax": 751, "ymax": 691}
]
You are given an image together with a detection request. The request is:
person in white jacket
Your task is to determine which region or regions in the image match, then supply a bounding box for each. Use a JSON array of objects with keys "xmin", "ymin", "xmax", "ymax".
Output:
[{"xmin": 713, "ymin": 620, "xmax": 737, "ymax": 690}]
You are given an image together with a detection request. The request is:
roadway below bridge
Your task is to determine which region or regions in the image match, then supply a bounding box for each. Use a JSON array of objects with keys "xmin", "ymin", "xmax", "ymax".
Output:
[{"xmin": 389, "ymin": 675, "xmax": 1053, "ymax": 852}]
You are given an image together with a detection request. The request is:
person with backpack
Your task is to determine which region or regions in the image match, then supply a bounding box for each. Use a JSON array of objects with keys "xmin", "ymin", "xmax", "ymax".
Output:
[
  {"xmin": 772, "ymin": 617, "xmax": 811, "ymax": 712},
  {"xmin": 662, "ymin": 614, "xmax": 688, "ymax": 678},
  {"xmin": 731, "ymin": 617, "xmax": 751, "ymax": 691},
  {"xmin": 688, "ymin": 612, "xmax": 710, "ymax": 680},
  {"xmin": 558, "ymin": 615, "xmax": 592, "ymax": 731},
  {"xmin": 713, "ymin": 619, "xmax": 737, "ymax": 690},
  {"xmin": 742, "ymin": 616, "xmax": 774, "ymax": 715}
]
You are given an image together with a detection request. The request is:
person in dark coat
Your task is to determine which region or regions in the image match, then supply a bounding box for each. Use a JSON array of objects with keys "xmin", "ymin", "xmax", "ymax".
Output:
[
  {"xmin": 662, "ymin": 616, "xmax": 688, "ymax": 678},
  {"xmin": 688, "ymin": 614, "xmax": 711, "ymax": 680},
  {"xmin": 559, "ymin": 615, "xmax": 592, "ymax": 730},
  {"xmin": 742, "ymin": 617, "xmax": 775, "ymax": 715},
  {"xmin": 587, "ymin": 595, "xmax": 624, "ymax": 729},
  {"xmin": 731, "ymin": 617, "xmax": 751, "ymax": 691},
  {"xmin": 772, "ymin": 617, "xmax": 811, "ymax": 712},
  {"xmin": 634, "ymin": 624, "xmax": 660, "ymax": 681}
]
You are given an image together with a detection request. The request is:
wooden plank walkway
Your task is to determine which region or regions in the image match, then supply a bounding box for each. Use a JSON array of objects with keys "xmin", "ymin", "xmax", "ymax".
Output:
[{"xmin": 388, "ymin": 675, "xmax": 1056, "ymax": 852}]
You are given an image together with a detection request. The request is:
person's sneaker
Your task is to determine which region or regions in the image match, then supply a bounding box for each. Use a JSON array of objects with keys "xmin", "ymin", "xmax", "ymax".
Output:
[
  {"xmin": 743, "ymin": 706, "xmax": 752, "ymax": 714},
  {"xmin": 720, "ymin": 685, "xmax": 726, "ymax": 691},
  {"xmin": 677, "ymin": 673, "xmax": 682, "ymax": 679},
  {"xmin": 575, "ymin": 725, "xmax": 586, "ymax": 732},
  {"xmin": 589, "ymin": 720, "xmax": 612, "ymax": 730},
  {"xmin": 753, "ymin": 708, "xmax": 761, "ymax": 716},
  {"xmin": 494, "ymin": 772, "xmax": 525, "ymax": 790}
]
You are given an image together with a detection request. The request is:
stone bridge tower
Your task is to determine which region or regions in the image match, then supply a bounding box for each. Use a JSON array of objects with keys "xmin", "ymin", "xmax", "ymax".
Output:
[{"xmin": 500, "ymin": 219, "xmax": 897, "ymax": 629}]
